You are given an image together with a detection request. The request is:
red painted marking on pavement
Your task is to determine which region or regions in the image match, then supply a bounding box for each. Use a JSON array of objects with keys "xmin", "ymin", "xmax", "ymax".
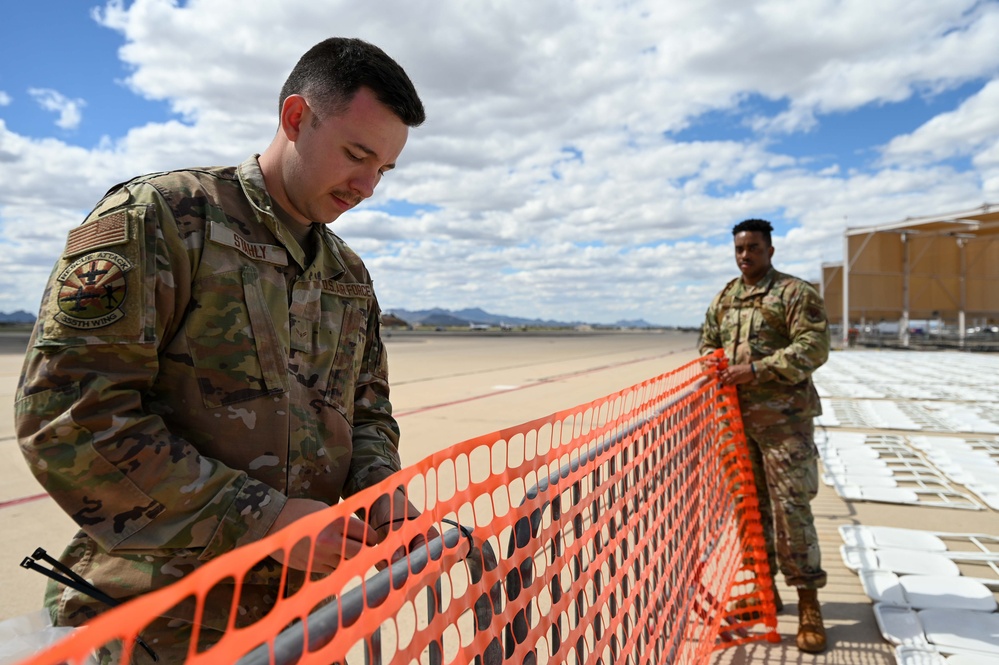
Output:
[
  {"xmin": 395, "ymin": 349, "xmax": 682, "ymax": 417},
  {"xmin": 0, "ymin": 493, "xmax": 49, "ymax": 511},
  {"xmin": 0, "ymin": 352, "xmax": 686, "ymax": 509}
]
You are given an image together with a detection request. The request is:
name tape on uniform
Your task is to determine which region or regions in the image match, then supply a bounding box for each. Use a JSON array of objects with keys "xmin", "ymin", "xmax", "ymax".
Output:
[{"xmin": 209, "ymin": 221, "xmax": 289, "ymax": 266}]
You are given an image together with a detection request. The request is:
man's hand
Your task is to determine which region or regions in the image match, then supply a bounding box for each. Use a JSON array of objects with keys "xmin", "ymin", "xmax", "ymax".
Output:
[
  {"xmin": 374, "ymin": 523, "xmax": 444, "ymax": 572},
  {"xmin": 365, "ymin": 488, "xmax": 420, "ymax": 542},
  {"xmin": 700, "ymin": 354, "xmax": 723, "ymax": 372},
  {"xmin": 267, "ymin": 498, "xmax": 376, "ymax": 574},
  {"xmin": 719, "ymin": 363, "xmax": 755, "ymax": 386},
  {"xmin": 364, "ymin": 488, "xmax": 442, "ymax": 567}
]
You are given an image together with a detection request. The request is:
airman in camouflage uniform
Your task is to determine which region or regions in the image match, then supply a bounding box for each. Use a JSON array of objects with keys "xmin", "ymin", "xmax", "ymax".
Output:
[
  {"xmin": 699, "ymin": 218, "xmax": 830, "ymax": 653},
  {"xmin": 15, "ymin": 38, "xmax": 426, "ymax": 663}
]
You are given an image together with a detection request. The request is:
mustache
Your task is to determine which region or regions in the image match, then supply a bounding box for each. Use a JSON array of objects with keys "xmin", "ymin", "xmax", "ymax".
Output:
[{"xmin": 333, "ymin": 190, "xmax": 363, "ymax": 206}]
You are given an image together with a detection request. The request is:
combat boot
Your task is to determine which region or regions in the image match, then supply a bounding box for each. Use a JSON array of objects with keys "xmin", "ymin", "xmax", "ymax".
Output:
[{"xmin": 796, "ymin": 588, "xmax": 826, "ymax": 653}]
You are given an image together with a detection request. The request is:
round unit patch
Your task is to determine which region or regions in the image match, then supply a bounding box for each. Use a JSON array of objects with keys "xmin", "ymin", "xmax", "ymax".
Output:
[{"xmin": 54, "ymin": 251, "xmax": 133, "ymax": 329}]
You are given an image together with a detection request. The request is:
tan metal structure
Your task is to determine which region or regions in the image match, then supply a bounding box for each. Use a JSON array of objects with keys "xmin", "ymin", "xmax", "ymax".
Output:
[
  {"xmin": 821, "ymin": 203, "xmax": 999, "ymax": 347},
  {"xmin": 821, "ymin": 262, "xmax": 843, "ymax": 324}
]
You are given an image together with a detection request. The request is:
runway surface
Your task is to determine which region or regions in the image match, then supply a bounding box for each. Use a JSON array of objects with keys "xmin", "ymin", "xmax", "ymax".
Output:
[
  {"xmin": 2, "ymin": 330, "xmax": 996, "ymax": 663},
  {"xmin": 0, "ymin": 330, "xmax": 698, "ymax": 621}
]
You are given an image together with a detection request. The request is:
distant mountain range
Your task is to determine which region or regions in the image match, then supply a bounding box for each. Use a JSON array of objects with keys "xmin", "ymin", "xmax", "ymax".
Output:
[
  {"xmin": 0, "ymin": 308, "xmax": 665, "ymax": 329},
  {"xmin": 384, "ymin": 307, "xmax": 662, "ymax": 329},
  {"xmin": 0, "ymin": 310, "xmax": 36, "ymax": 324}
]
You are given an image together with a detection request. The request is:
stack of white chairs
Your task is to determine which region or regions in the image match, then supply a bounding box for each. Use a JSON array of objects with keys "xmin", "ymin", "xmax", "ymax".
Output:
[
  {"xmin": 817, "ymin": 432, "xmax": 983, "ymax": 510},
  {"xmin": 840, "ymin": 525, "xmax": 999, "ymax": 663},
  {"xmin": 909, "ymin": 436, "xmax": 999, "ymax": 510}
]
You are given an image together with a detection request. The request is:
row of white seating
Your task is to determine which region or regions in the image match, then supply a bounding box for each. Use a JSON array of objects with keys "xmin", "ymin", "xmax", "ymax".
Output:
[
  {"xmin": 840, "ymin": 524, "xmax": 999, "ymax": 663},
  {"xmin": 817, "ymin": 431, "xmax": 984, "ymax": 510},
  {"xmin": 812, "ymin": 352, "xmax": 999, "ymax": 663}
]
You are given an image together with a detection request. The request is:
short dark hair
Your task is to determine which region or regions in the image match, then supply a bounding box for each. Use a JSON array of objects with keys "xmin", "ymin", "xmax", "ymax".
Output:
[
  {"xmin": 279, "ymin": 37, "xmax": 426, "ymax": 127},
  {"xmin": 732, "ymin": 218, "xmax": 773, "ymax": 246}
]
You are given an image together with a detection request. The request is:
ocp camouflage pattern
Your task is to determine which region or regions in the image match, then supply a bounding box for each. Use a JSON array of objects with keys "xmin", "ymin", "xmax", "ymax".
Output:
[
  {"xmin": 740, "ymin": 421, "xmax": 827, "ymax": 589},
  {"xmin": 699, "ymin": 267, "xmax": 830, "ymax": 430},
  {"xmin": 15, "ymin": 155, "xmax": 402, "ymax": 632},
  {"xmin": 701, "ymin": 266, "xmax": 829, "ymax": 591}
]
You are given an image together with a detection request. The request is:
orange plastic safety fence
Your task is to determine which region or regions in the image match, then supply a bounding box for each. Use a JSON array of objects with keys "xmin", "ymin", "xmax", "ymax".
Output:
[{"xmin": 18, "ymin": 352, "xmax": 778, "ymax": 665}]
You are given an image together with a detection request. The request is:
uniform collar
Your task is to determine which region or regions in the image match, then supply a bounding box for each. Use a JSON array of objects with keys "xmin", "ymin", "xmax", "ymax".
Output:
[
  {"xmin": 304, "ymin": 228, "xmax": 348, "ymax": 281},
  {"xmin": 237, "ymin": 155, "xmax": 346, "ymax": 279},
  {"xmin": 737, "ymin": 267, "xmax": 778, "ymax": 296}
]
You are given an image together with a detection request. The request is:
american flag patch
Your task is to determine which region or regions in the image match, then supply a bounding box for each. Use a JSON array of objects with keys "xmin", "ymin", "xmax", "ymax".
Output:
[{"xmin": 64, "ymin": 212, "xmax": 129, "ymax": 257}]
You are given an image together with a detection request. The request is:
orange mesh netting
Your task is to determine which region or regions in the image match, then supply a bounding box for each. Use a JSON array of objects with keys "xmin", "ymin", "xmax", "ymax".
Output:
[{"xmin": 19, "ymin": 351, "xmax": 779, "ymax": 665}]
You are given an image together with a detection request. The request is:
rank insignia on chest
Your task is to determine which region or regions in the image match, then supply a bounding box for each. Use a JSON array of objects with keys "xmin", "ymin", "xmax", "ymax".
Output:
[{"xmin": 54, "ymin": 251, "xmax": 133, "ymax": 329}]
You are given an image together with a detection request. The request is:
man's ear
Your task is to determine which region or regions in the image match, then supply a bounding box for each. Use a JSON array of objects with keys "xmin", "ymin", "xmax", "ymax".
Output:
[{"xmin": 280, "ymin": 95, "xmax": 308, "ymax": 142}]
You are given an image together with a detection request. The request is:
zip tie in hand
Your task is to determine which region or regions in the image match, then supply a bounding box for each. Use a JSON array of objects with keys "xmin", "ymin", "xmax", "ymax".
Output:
[{"xmin": 22, "ymin": 548, "xmax": 159, "ymax": 661}]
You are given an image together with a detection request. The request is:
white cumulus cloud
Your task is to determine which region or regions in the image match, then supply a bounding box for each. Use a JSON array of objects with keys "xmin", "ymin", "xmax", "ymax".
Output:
[
  {"xmin": 28, "ymin": 88, "xmax": 86, "ymax": 130},
  {"xmin": 1, "ymin": 0, "xmax": 998, "ymax": 325},
  {"xmin": 881, "ymin": 79, "xmax": 999, "ymax": 164}
]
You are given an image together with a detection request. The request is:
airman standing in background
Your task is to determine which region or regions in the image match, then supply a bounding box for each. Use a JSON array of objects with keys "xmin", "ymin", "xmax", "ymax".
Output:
[{"xmin": 699, "ymin": 218, "xmax": 831, "ymax": 653}]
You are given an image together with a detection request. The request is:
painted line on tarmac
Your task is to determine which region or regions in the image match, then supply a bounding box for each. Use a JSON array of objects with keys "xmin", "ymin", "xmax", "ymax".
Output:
[
  {"xmin": 0, "ymin": 493, "xmax": 49, "ymax": 510},
  {"xmin": 0, "ymin": 349, "xmax": 692, "ymax": 509},
  {"xmin": 395, "ymin": 349, "xmax": 686, "ymax": 417},
  {"xmin": 0, "ymin": 437, "xmax": 52, "ymax": 510}
]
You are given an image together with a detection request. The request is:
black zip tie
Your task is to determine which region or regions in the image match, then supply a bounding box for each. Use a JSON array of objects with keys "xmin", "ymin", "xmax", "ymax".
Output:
[
  {"xmin": 22, "ymin": 548, "xmax": 120, "ymax": 608},
  {"xmin": 373, "ymin": 517, "xmax": 475, "ymax": 552},
  {"xmin": 370, "ymin": 516, "xmax": 411, "ymax": 532},
  {"xmin": 440, "ymin": 518, "xmax": 475, "ymax": 552},
  {"xmin": 21, "ymin": 548, "xmax": 159, "ymax": 661}
]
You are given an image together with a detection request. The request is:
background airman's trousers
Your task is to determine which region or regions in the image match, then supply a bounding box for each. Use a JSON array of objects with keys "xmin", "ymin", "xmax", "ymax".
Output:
[{"xmin": 743, "ymin": 420, "xmax": 827, "ymax": 590}]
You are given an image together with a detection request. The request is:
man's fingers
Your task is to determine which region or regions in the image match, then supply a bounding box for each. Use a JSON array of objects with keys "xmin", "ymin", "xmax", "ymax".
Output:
[
  {"xmin": 345, "ymin": 514, "xmax": 379, "ymax": 545},
  {"xmin": 277, "ymin": 513, "xmax": 438, "ymax": 574},
  {"xmin": 311, "ymin": 516, "xmax": 377, "ymax": 568}
]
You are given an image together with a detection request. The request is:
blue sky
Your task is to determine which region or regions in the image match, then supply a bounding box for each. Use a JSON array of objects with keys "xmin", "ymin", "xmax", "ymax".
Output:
[
  {"xmin": 2, "ymin": 0, "xmax": 998, "ymax": 325},
  {"xmin": 0, "ymin": 1, "xmax": 172, "ymax": 144},
  {"xmin": 671, "ymin": 84, "xmax": 985, "ymax": 166}
]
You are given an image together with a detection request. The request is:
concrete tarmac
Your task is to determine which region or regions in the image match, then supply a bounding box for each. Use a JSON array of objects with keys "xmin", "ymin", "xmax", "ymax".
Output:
[
  {"xmin": 1, "ymin": 329, "xmax": 995, "ymax": 664},
  {"xmin": 0, "ymin": 330, "xmax": 700, "ymax": 623}
]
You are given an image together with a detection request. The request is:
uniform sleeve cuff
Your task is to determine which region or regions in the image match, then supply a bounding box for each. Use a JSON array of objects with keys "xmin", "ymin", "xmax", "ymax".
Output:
[
  {"xmin": 753, "ymin": 362, "xmax": 774, "ymax": 383},
  {"xmin": 199, "ymin": 478, "xmax": 287, "ymax": 561}
]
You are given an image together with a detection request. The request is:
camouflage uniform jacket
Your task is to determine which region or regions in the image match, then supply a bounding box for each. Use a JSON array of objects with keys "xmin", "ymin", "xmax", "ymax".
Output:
[
  {"xmin": 699, "ymin": 267, "xmax": 830, "ymax": 429},
  {"xmin": 15, "ymin": 155, "xmax": 402, "ymax": 622}
]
